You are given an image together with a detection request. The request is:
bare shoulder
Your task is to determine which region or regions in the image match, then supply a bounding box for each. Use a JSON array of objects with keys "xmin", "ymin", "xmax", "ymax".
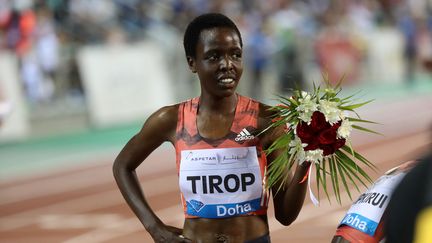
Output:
[
  {"xmin": 148, "ymin": 104, "xmax": 179, "ymax": 125},
  {"xmin": 113, "ymin": 104, "xmax": 180, "ymax": 169},
  {"xmin": 138, "ymin": 103, "xmax": 180, "ymax": 143}
]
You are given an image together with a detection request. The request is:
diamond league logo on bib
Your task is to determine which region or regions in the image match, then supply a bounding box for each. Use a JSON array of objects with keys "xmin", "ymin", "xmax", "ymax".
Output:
[
  {"xmin": 188, "ymin": 199, "xmax": 205, "ymax": 212},
  {"xmin": 179, "ymin": 146, "xmax": 263, "ymax": 218}
]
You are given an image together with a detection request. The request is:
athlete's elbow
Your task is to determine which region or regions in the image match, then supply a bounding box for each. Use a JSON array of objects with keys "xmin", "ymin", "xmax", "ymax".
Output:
[
  {"xmin": 112, "ymin": 160, "xmax": 121, "ymax": 180},
  {"xmin": 276, "ymin": 218, "xmax": 293, "ymax": 226},
  {"xmin": 112, "ymin": 159, "xmax": 128, "ymax": 180},
  {"xmin": 276, "ymin": 216, "xmax": 292, "ymax": 226},
  {"xmin": 275, "ymin": 214, "xmax": 297, "ymax": 226}
]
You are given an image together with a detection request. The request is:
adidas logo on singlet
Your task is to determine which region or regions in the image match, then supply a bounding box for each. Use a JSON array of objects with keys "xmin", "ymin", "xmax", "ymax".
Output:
[{"xmin": 235, "ymin": 128, "xmax": 255, "ymax": 142}]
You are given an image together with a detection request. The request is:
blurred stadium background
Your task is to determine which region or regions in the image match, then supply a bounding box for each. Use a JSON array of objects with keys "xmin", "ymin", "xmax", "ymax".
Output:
[{"xmin": 0, "ymin": 0, "xmax": 431, "ymax": 242}]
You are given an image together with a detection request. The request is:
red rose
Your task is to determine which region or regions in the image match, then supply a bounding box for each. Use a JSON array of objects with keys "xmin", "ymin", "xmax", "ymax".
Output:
[
  {"xmin": 296, "ymin": 122, "xmax": 314, "ymax": 143},
  {"xmin": 333, "ymin": 138, "xmax": 346, "ymax": 150},
  {"xmin": 310, "ymin": 111, "xmax": 330, "ymax": 132},
  {"xmin": 304, "ymin": 140, "xmax": 319, "ymax": 151},
  {"xmin": 296, "ymin": 112, "xmax": 345, "ymax": 156},
  {"xmin": 318, "ymin": 138, "xmax": 346, "ymax": 156},
  {"xmin": 320, "ymin": 144, "xmax": 335, "ymax": 156},
  {"xmin": 331, "ymin": 120, "xmax": 342, "ymax": 131},
  {"xmin": 318, "ymin": 128, "xmax": 337, "ymax": 145}
]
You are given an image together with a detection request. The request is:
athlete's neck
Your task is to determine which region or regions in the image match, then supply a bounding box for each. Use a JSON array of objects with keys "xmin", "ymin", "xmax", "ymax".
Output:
[{"xmin": 199, "ymin": 93, "xmax": 237, "ymax": 114}]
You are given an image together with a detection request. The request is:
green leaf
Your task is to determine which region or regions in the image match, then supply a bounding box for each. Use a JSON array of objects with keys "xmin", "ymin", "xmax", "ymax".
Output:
[
  {"xmin": 347, "ymin": 117, "xmax": 380, "ymax": 124},
  {"xmin": 335, "ymin": 156, "xmax": 353, "ymax": 200},
  {"xmin": 337, "ymin": 158, "xmax": 361, "ymax": 193},
  {"xmin": 340, "ymin": 100, "xmax": 374, "ymax": 110},
  {"xmin": 352, "ymin": 125, "xmax": 383, "ymax": 135},
  {"xmin": 276, "ymin": 94, "xmax": 299, "ymax": 107},
  {"xmin": 335, "ymin": 150, "xmax": 373, "ymax": 187},
  {"xmin": 321, "ymin": 158, "xmax": 332, "ymax": 203},
  {"xmin": 328, "ymin": 157, "xmax": 339, "ymax": 203},
  {"xmin": 267, "ymin": 161, "xmax": 287, "ymax": 191},
  {"xmin": 266, "ymin": 150, "xmax": 298, "ymax": 193},
  {"xmin": 340, "ymin": 90, "xmax": 363, "ymax": 102},
  {"xmin": 340, "ymin": 146, "xmax": 378, "ymax": 171},
  {"xmin": 335, "ymin": 74, "xmax": 346, "ymax": 90},
  {"xmin": 315, "ymin": 163, "xmax": 321, "ymax": 201},
  {"xmin": 335, "ymin": 156, "xmax": 370, "ymax": 189},
  {"xmin": 266, "ymin": 135, "xmax": 291, "ymax": 155}
]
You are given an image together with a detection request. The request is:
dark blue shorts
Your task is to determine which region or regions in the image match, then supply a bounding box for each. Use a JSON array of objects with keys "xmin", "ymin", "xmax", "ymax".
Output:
[{"xmin": 244, "ymin": 234, "xmax": 271, "ymax": 243}]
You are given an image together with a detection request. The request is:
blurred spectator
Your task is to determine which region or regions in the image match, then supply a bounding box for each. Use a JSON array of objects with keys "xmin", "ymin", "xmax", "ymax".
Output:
[
  {"xmin": 244, "ymin": 13, "xmax": 273, "ymax": 100},
  {"xmin": 20, "ymin": 51, "xmax": 54, "ymax": 104},
  {"xmin": 67, "ymin": 0, "xmax": 117, "ymax": 44},
  {"xmin": 1, "ymin": 0, "xmax": 431, "ymax": 119},
  {"xmin": 113, "ymin": 0, "xmax": 150, "ymax": 41},
  {"xmin": 398, "ymin": 8, "xmax": 419, "ymax": 83},
  {"xmin": 416, "ymin": 18, "xmax": 432, "ymax": 73},
  {"xmin": 1, "ymin": 5, "xmax": 35, "ymax": 57},
  {"xmin": 0, "ymin": 86, "xmax": 12, "ymax": 127},
  {"xmin": 33, "ymin": 5, "xmax": 59, "ymax": 100},
  {"xmin": 314, "ymin": 1, "xmax": 364, "ymax": 86},
  {"xmin": 269, "ymin": 0, "xmax": 307, "ymax": 93},
  {"xmin": 397, "ymin": 1, "xmax": 432, "ymax": 84},
  {"xmin": 367, "ymin": 8, "xmax": 405, "ymax": 85}
]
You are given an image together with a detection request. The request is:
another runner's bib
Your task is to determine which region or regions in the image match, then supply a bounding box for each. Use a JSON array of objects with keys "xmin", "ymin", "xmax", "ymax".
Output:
[
  {"xmin": 338, "ymin": 172, "xmax": 406, "ymax": 236},
  {"xmin": 179, "ymin": 146, "xmax": 263, "ymax": 218}
]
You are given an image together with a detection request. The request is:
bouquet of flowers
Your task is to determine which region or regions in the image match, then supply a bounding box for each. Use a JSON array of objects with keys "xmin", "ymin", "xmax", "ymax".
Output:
[{"xmin": 265, "ymin": 77, "xmax": 378, "ymax": 204}]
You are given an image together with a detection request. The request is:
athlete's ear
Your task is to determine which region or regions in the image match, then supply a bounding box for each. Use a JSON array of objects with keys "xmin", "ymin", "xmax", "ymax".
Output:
[{"xmin": 186, "ymin": 56, "xmax": 197, "ymax": 73}]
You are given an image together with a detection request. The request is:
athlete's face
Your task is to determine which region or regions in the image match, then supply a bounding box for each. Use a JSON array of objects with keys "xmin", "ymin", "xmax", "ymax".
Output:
[{"xmin": 187, "ymin": 27, "xmax": 243, "ymax": 98}]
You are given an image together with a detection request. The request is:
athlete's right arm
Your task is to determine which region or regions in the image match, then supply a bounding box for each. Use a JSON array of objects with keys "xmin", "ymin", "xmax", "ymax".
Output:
[{"xmin": 113, "ymin": 105, "xmax": 191, "ymax": 243}]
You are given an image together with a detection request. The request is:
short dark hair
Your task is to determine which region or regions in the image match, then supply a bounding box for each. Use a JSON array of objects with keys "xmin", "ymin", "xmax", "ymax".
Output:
[{"xmin": 183, "ymin": 13, "xmax": 243, "ymax": 58}]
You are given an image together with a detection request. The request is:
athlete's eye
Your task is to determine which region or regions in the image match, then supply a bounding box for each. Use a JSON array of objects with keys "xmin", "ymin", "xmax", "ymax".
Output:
[
  {"xmin": 232, "ymin": 52, "xmax": 242, "ymax": 59},
  {"xmin": 207, "ymin": 53, "xmax": 219, "ymax": 61}
]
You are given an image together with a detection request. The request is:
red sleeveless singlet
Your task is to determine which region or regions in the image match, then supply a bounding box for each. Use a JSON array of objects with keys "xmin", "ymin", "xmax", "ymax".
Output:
[{"xmin": 175, "ymin": 94, "xmax": 269, "ymax": 219}]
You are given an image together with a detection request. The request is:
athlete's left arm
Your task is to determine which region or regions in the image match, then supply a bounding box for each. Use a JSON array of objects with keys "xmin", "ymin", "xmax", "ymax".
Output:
[{"xmin": 259, "ymin": 104, "xmax": 311, "ymax": 226}]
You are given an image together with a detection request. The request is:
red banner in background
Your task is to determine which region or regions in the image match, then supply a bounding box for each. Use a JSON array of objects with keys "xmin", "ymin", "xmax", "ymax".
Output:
[{"xmin": 315, "ymin": 33, "xmax": 362, "ymax": 86}]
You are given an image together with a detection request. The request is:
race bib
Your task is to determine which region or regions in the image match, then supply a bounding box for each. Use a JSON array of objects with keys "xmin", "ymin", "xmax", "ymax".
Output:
[
  {"xmin": 179, "ymin": 146, "xmax": 263, "ymax": 218},
  {"xmin": 339, "ymin": 172, "xmax": 406, "ymax": 236}
]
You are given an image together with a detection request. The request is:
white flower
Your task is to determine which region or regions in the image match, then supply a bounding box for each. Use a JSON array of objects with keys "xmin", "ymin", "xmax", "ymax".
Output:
[
  {"xmin": 337, "ymin": 119, "xmax": 353, "ymax": 138},
  {"xmin": 305, "ymin": 149, "xmax": 324, "ymax": 164},
  {"xmin": 289, "ymin": 136, "xmax": 307, "ymax": 164},
  {"xmin": 296, "ymin": 91, "xmax": 318, "ymax": 123},
  {"xmin": 340, "ymin": 111, "xmax": 348, "ymax": 120},
  {"xmin": 289, "ymin": 136, "xmax": 307, "ymax": 153},
  {"xmin": 291, "ymin": 123, "xmax": 297, "ymax": 132},
  {"xmin": 319, "ymin": 100, "xmax": 342, "ymax": 124},
  {"xmin": 298, "ymin": 111, "xmax": 314, "ymax": 124}
]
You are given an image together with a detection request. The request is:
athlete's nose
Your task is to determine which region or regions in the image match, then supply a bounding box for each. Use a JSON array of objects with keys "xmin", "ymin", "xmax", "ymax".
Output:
[{"xmin": 219, "ymin": 56, "xmax": 233, "ymax": 71}]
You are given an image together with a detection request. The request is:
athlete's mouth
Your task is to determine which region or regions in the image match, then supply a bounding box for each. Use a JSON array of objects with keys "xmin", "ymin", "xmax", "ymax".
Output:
[{"xmin": 219, "ymin": 78, "xmax": 234, "ymax": 84}]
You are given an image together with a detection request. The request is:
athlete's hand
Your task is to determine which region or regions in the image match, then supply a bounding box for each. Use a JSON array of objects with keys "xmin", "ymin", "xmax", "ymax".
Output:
[{"xmin": 149, "ymin": 224, "xmax": 192, "ymax": 243}]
